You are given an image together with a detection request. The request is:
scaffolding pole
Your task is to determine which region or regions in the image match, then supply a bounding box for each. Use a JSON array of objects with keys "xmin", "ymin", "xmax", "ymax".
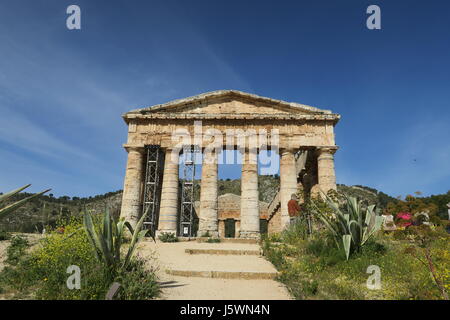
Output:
[
  {"xmin": 142, "ymin": 145, "xmax": 165, "ymax": 236},
  {"xmin": 179, "ymin": 145, "xmax": 198, "ymax": 237}
]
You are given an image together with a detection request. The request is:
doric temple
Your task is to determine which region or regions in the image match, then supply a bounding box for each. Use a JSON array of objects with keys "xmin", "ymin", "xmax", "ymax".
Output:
[{"xmin": 120, "ymin": 90, "xmax": 340, "ymax": 239}]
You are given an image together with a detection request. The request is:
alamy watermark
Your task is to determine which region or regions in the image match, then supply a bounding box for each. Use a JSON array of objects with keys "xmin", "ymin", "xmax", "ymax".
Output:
[
  {"xmin": 66, "ymin": 5, "xmax": 81, "ymax": 30},
  {"xmin": 366, "ymin": 265, "xmax": 381, "ymax": 290},
  {"xmin": 66, "ymin": 265, "xmax": 81, "ymax": 290},
  {"xmin": 366, "ymin": 5, "xmax": 381, "ymax": 30}
]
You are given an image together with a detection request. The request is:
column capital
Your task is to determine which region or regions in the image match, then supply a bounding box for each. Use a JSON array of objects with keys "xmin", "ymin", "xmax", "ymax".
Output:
[
  {"xmin": 317, "ymin": 146, "xmax": 339, "ymax": 156},
  {"xmin": 163, "ymin": 146, "xmax": 181, "ymax": 153},
  {"xmin": 165, "ymin": 147, "xmax": 181, "ymax": 166},
  {"xmin": 279, "ymin": 147, "xmax": 296, "ymax": 155},
  {"xmin": 123, "ymin": 144, "xmax": 145, "ymax": 153}
]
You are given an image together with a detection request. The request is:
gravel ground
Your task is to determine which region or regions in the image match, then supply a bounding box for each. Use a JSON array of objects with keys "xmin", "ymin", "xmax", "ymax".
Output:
[{"xmin": 0, "ymin": 233, "xmax": 43, "ymax": 272}]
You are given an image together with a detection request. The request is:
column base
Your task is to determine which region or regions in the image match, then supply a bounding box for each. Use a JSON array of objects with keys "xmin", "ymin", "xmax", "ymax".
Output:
[
  {"xmin": 198, "ymin": 230, "xmax": 219, "ymax": 238},
  {"xmin": 155, "ymin": 229, "xmax": 177, "ymax": 239},
  {"xmin": 239, "ymin": 231, "xmax": 261, "ymax": 239}
]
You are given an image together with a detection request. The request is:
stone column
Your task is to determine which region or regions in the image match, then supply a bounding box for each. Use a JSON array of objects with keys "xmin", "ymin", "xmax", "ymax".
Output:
[
  {"xmin": 235, "ymin": 220, "xmax": 241, "ymax": 238},
  {"xmin": 198, "ymin": 150, "xmax": 219, "ymax": 237},
  {"xmin": 317, "ymin": 147, "xmax": 338, "ymax": 193},
  {"xmin": 240, "ymin": 149, "xmax": 260, "ymax": 239},
  {"xmin": 157, "ymin": 148, "xmax": 180, "ymax": 236},
  {"xmin": 279, "ymin": 148, "xmax": 298, "ymax": 229},
  {"xmin": 120, "ymin": 146, "xmax": 145, "ymax": 226},
  {"xmin": 218, "ymin": 220, "xmax": 225, "ymax": 238}
]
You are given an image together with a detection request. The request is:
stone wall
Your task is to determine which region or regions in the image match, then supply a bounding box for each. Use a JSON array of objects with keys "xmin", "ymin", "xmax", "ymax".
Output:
[
  {"xmin": 194, "ymin": 193, "xmax": 268, "ymax": 238},
  {"xmin": 268, "ymin": 206, "xmax": 282, "ymax": 234}
]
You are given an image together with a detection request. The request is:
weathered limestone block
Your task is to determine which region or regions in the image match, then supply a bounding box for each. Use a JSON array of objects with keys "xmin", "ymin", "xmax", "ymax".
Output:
[
  {"xmin": 120, "ymin": 146, "xmax": 144, "ymax": 226},
  {"xmin": 317, "ymin": 147, "xmax": 337, "ymax": 193},
  {"xmin": 235, "ymin": 220, "xmax": 241, "ymax": 238},
  {"xmin": 198, "ymin": 151, "xmax": 219, "ymax": 237},
  {"xmin": 279, "ymin": 149, "xmax": 298, "ymax": 229},
  {"xmin": 218, "ymin": 220, "xmax": 225, "ymax": 238},
  {"xmin": 157, "ymin": 148, "xmax": 179, "ymax": 235},
  {"xmin": 268, "ymin": 206, "xmax": 282, "ymax": 234},
  {"xmin": 240, "ymin": 150, "xmax": 260, "ymax": 239}
]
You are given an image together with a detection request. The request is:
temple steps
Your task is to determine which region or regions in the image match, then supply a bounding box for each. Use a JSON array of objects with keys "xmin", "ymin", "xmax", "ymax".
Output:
[
  {"xmin": 137, "ymin": 240, "xmax": 291, "ymax": 299},
  {"xmin": 165, "ymin": 269, "xmax": 278, "ymax": 280},
  {"xmin": 195, "ymin": 237, "xmax": 259, "ymax": 244},
  {"xmin": 185, "ymin": 248, "xmax": 261, "ymax": 256}
]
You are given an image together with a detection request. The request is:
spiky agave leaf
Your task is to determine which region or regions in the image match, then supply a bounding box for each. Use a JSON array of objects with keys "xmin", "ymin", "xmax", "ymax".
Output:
[
  {"xmin": 362, "ymin": 215, "xmax": 385, "ymax": 246},
  {"xmin": 343, "ymin": 234, "xmax": 352, "ymax": 260},
  {"xmin": 103, "ymin": 208, "xmax": 113, "ymax": 252},
  {"xmin": 114, "ymin": 219, "xmax": 126, "ymax": 265},
  {"xmin": 316, "ymin": 192, "xmax": 383, "ymax": 260},
  {"xmin": 97, "ymin": 222, "xmax": 114, "ymax": 267},
  {"xmin": 0, "ymin": 188, "xmax": 51, "ymax": 219},
  {"xmin": 123, "ymin": 210, "xmax": 149, "ymax": 269},
  {"xmin": 83, "ymin": 212, "xmax": 102, "ymax": 262},
  {"xmin": 0, "ymin": 184, "xmax": 31, "ymax": 203}
]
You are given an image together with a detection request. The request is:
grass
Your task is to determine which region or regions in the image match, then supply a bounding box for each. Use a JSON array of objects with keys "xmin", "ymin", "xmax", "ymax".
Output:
[{"xmin": 262, "ymin": 224, "xmax": 450, "ymax": 300}]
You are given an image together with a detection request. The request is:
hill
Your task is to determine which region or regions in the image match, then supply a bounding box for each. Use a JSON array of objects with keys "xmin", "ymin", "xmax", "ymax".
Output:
[
  {"xmin": 0, "ymin": 191, "xmax": 122, "ymax": 232},
  {"xmin": 1, "ymin": 179, "xmax": 448, "ymax": 233}
]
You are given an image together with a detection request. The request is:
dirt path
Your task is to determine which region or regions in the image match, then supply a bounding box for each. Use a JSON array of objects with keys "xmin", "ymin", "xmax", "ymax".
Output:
[
  {"xmin": 137, "ymin": 240, "xmax": 292, "ymax": 300},
  {"xmin": 0, "ymin": 234, "xmax": 43, "ymax": 272},
  {"xmin": 0, "ymin": 241, "xmax": 9, "ymax": 272}
]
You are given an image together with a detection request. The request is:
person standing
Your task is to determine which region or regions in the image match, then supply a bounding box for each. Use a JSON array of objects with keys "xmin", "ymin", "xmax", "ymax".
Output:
[
  {"xmin": 447, "ymin": 202, "xmax": 450, "ymax": 220},
  {"xmin": 287, "ymin": 193, "xmax": 301, "ymax": 224}
]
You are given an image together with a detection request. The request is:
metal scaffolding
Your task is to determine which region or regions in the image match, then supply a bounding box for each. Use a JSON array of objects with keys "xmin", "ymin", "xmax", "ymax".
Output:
[
  {"xmin": 179, "ymin": 145, "xmax": 198, "ymax": 237},
  {"xmin": 142, "ymin": 145, "xmax": 165, "ymax": 236}
]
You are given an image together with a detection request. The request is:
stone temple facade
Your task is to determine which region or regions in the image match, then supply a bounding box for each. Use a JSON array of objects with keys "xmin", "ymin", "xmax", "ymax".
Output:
[{"xmin": 120, "ymin": 90, "xmax": 340, "ymax": 238}]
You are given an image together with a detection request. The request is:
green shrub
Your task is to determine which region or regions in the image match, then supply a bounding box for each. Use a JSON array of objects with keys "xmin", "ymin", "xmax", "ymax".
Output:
[
  {"xmin": 262, "ymin": 239, "xmax": 286, "ymax": 269},
  {"xmin": 0, "ymin": 230, "xmax": 11, "ymax": 241},
  {"xmin": 429, "ymin": 215, "xmax": 444, "ymax": 226},
  {"xmin": 267, "ymin": 233, "xmax": 282, "ymax": 242},
  {"xmin": 114, "ymin": 258, "xmax": 160, "ymax": 299},
  {"xmin": 0, "ymin": 218, "xmax": 160, "ymax": 300},
  {"xmin": 158, "ymin": 232, "xmax": 178, "ymax": 242},
  {"xmin": 206, "ymin": 238, "xmax": 221, "ymax": 243},
  {"xmin": 305, "ymin": 237, "xmax": 346, "ymax": 267},
  {"xmin": 281, "ymin": 219, "xmax": 310, "ymax": 244},
  {"xmin": 6, "ymin": 235, "xmax": 29, "ymax": 265}
]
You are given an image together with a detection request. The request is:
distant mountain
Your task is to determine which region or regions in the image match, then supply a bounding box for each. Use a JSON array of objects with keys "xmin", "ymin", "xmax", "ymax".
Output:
[
  {"xmin": 0, "ymin": 191, "xmax": 122, "ymax": 232},
  {"xmin": 336, "ymin": 184, "xmax": 398, "ymax": 208}
]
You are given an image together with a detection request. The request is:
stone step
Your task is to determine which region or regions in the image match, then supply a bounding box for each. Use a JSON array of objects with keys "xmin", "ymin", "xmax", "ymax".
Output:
[
  {"xmin": 185, "ymin": 248, "xmax": 261, "ymax": 256},
  {"xmin": 195, "ymin": 237, "xmax": 259, "ymax": 244},
  {"xmin": 166, "ymin": 269, "xmax": 278, "ymax": 280}
]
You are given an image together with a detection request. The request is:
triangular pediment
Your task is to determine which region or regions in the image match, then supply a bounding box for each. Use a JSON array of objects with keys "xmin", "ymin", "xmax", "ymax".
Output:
[{"xmin": 125, "ymin": 90, "xmax": 333, "ymax": 116}]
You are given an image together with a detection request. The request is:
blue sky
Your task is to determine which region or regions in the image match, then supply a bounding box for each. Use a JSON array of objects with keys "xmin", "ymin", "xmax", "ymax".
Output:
[{"xmin": 0, "ymin": 0, "xmax": 449, "ymax": 198}]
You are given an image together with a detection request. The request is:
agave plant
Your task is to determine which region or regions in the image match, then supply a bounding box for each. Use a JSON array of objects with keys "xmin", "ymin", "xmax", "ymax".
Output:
[
  {"xmin": 83, "ymin": 207, "xmax": 153, "ymax": 272},
  {"xmin": 312, "ymin": 193, "xmax": 384, "ymax": 260},
  {"xmin": 0, "ymin": 184, "xmax": 51, "ymax": 219}
]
